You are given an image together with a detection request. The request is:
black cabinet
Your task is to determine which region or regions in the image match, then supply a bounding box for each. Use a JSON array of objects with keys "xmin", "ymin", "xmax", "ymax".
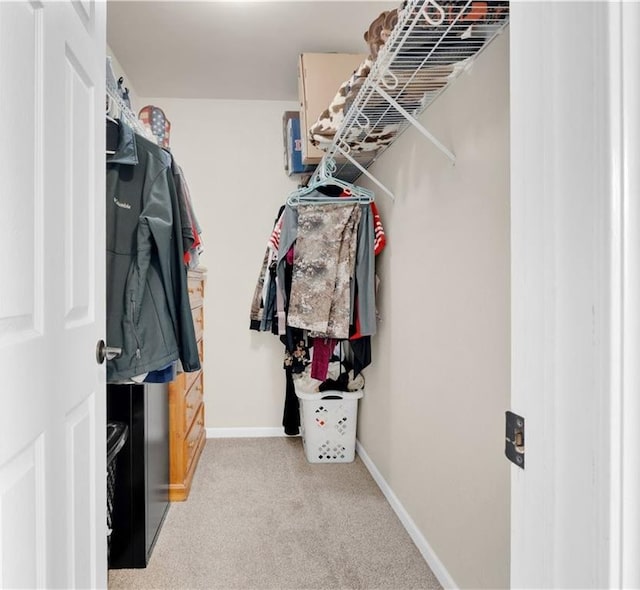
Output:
[{"xmin": 107, "ymin": 382, "xmax": 170, "ymax": 568}]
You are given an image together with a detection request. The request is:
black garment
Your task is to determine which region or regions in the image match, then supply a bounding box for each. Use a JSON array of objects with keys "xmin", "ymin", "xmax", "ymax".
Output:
[
  {"xmin": 349, "ymin": 337, "xmax": 372, "ymax": 376},
  {"xmin": 315, "ymin": 184, "xmax": 345, "ymax": 198},
  {"xmin": 283, "ymin": 332, "xmax": 311, "ymax": 374},
  {"xmin": 279, "ymin": 257, "xmax": 295, "ymax": 351},
  {"xmin": 106, "ymin": 118, "xmax": 119, "ymax": 153},
  {"xmin": 283, "ymin": 368, "xmax": 300, "ymax": 436},
  {"xmin": 318, "ymin": 371, "xmax": 350, "ymax": 393},
  {"xmin": 263, "ymin": 260, "xmax": 277, "ymax": 333},
  {"xmin": 280, "ymin": 255, "xmax": 303, "ymax": 435}
]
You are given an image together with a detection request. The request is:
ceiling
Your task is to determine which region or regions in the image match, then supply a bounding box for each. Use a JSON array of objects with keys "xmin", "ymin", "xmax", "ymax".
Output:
[{"xmin": 107, "ymin": 1, "xmax": 398, "ymax": 101}]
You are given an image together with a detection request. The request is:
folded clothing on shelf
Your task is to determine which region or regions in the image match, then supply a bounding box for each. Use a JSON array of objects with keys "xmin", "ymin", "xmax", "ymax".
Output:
[
  {"xmin": 308, "ymin": 58, "xmax": 374, "ymax": 150},
  {"xmin": 307, "ymin": 0, "xmax": 509, "ymax": 156}
]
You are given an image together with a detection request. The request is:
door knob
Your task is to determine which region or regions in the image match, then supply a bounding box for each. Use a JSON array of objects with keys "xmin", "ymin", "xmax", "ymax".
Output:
[{"xmin": 96, "ymin": 339, "xmax": 122, "ymax": 364}]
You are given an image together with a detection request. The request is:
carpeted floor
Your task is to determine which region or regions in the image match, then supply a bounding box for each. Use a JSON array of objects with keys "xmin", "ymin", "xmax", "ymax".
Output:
[{"xmin": 108, "ymin": 437, "xmax": 441, "ymax": 590}]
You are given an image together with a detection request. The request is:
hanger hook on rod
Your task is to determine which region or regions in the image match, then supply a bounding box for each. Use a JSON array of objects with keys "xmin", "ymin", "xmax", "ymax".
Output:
[{"xmin": 324, "ymin": 157, "xmax": 338, "ymax": 176}]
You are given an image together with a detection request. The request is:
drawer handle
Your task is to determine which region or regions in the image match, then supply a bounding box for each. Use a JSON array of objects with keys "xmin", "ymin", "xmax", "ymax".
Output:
[
  {"xmin": 186, "ymin": 402, "xmax": 194, "ymax": 410},
  {"xmin": 188, "ymin": 440, "xmax": 195, "ymax": 449}
]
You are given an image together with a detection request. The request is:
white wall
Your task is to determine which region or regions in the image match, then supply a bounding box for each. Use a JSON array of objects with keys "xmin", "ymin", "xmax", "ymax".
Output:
[
  {"xmin": 356, "ymin": 30, "xmax": 511, "ymax": 589},
  {"xmin": 137, "ymin": 97, "xmax": 300, "ymax": 429}
]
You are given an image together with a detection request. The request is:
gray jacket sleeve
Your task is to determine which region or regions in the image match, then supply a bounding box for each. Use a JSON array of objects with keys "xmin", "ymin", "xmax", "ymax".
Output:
[
  {"xmin": 166, "ymin": 167, "xmax": 201, "ymax": 372},
  {"xmin": 144, "ymin": 167, "xmax": 200, "ymax": 373},
  {"xmin": 354, "ymin": 203, "xmax": 376, "ymax": 337},
  {"xmin": 171, "ymin": 159, "xmax": 196, "ymax": 257}
]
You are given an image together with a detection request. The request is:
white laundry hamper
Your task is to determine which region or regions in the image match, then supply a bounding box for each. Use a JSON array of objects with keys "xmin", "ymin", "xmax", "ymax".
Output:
[{"xmin": 296, "ymin": 389, "xmax": 364, "ymax": 463}]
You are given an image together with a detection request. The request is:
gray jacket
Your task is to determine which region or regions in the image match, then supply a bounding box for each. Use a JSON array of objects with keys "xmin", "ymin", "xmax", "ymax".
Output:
[{"xmin": 106, "ymin": 123, "xmax": 200, "ymax": 382}]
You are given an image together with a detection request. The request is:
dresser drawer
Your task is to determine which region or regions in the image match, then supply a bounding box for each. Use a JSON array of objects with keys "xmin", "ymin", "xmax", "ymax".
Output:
[
  {"xmin": 188, "ymin": 276, "xmax": 204, "ymax": 308},
  {"xmin": 173, "ymin": 369, "xmax": 199, "ymax": 400},
  {"xmin": 192, "ymin": 305, "xmax": 204, "ymax": 342},
  {"xmin": 184, "ymin": 404, "xmax": 205, "ymax": 472},
  {"xmin": 184, "ymin": 372, "xmax": 204, "ymax": 431},
  {"xmin": 197, "ymin": 338, "xmax": 204, "ymax": 364}
]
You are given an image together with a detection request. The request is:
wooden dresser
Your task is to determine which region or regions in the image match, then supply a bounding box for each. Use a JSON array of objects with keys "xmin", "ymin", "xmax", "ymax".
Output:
[{"xmin": 168, "ymin": 267, "xmax": 206, "ymax": 501}]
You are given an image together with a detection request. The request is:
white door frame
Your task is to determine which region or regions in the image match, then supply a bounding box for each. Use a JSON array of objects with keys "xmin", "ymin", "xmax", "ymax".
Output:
[
  {"xmin": 510, "ymin": 1, "xmax": 640, "ymax": 587},
  {"xmin": 612, "ymin": 1, "xmax": 640, "ymax": 586}
]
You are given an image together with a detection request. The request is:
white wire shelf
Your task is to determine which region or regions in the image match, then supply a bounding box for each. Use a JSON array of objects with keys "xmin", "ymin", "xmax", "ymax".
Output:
[
  {"xmin": 106, "ymin": 83, "xmax": 157, "ymax": 144},
  {"xmin": 315, "ymin": 0, "xmax": 510, "ymax": 199}
]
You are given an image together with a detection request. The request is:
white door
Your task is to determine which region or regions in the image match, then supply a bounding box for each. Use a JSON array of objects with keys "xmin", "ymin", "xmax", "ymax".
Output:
[
  {"xmin": 510, "ymin": 1, "xmax": 640, "ymax": 587},
  {"xmin": 0, "ymin": 1, "xmax": 106, "ymax": 588}
]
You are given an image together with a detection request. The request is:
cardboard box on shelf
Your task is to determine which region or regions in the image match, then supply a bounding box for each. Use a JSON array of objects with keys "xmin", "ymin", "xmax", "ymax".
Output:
[{"xmin": 298, "ymin": 53, "xmax": 367, "ymax": 165}]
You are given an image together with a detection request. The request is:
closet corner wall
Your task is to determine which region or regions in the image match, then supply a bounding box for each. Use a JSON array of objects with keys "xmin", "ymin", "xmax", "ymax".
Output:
[{"xmin": 142, "ymin": 96, "xmax": 300, "ymax": 430}]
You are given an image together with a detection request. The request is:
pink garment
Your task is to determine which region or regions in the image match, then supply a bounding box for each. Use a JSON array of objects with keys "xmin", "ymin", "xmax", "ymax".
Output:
[
  {"xmin": 286, "ymin": 246, "xmax": 295, "ymax": 265},
  {"xmin": 311, "ymin": 338, "xmax": 335, "ymax": 381}
]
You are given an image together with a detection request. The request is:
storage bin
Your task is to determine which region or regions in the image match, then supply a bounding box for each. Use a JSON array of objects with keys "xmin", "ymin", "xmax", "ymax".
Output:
[
  {"xmin": 286, "ymin": 116, "xmax": 315, "ymax": 176},
  {"xmin": 296, "ymin": 389, "xmax": 364, "ymax": 463}
]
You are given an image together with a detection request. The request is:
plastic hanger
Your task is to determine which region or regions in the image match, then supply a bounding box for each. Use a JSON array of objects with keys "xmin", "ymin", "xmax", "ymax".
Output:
[{"xmin": 286, "ymin": 157, "xmax": 374, "ymax": 207}]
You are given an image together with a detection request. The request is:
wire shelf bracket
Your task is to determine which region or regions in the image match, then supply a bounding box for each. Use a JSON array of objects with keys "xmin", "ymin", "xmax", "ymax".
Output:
[
  {"xmin": 335, "ymin": 142, "xmax": 395, "ymax": 201},
  {"xmin": 373, "ymin": 83, "xmax": 456, "ymax": 163}
]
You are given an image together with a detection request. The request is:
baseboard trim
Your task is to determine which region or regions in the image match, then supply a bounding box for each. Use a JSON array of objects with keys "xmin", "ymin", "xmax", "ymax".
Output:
[
  {"xmin": 356, "ymin": 440, "xmax": 458, "ymax": 590},
  {"xmin": 206, "ymin": 427, "xmax": 293, "ymax": 439}
]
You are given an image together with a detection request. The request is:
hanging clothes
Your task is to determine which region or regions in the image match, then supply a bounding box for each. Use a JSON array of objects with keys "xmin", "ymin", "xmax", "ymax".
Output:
[
  {"xmin": 250, "ymin": 206, "xmax": 285, "ymax": 332},
  {"xmin": 171, "ymin": 160, "xmax": 204, "ymax": 269},
  {"xmin": 250, "ymin": 187, "xmax": 385, "ymax": 436},
  {"xmin": 249, "ymin": 248, "xmax": 271, "ymax": 331},
  {"xmin": 106, "ymin": 121, "xmax": 200, "ymax": 382},
  {"xmin": 279, "ymin": 201, "xmax": 361, "ymax": 339}
]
